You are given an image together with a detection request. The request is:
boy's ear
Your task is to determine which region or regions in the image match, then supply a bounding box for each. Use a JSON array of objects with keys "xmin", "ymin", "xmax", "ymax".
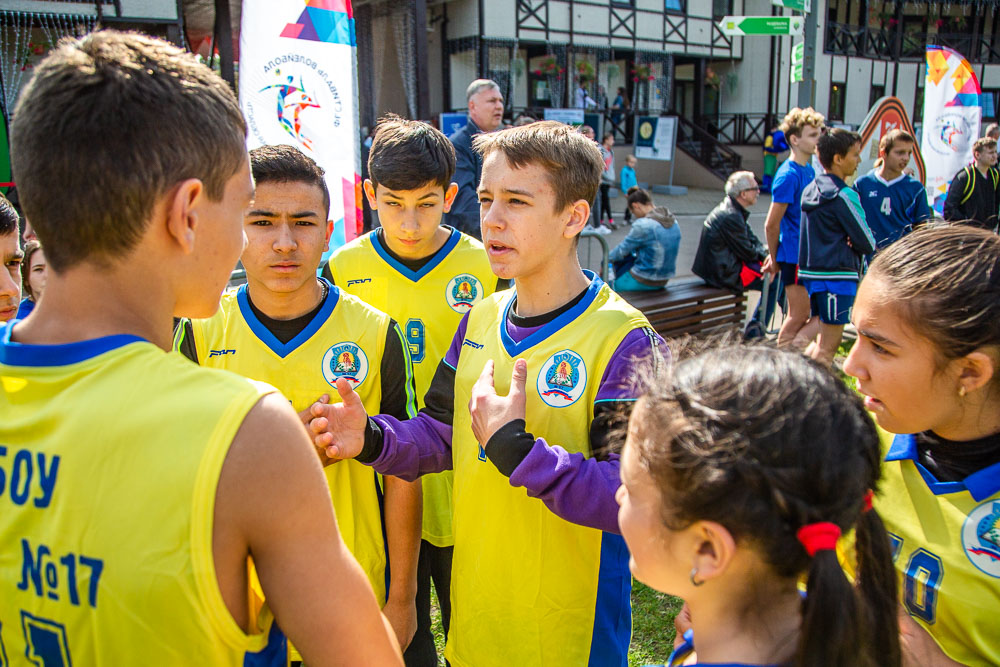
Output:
[
  {"xmin": 363, "ymin": 179, "xmax": 378, "ymax": 209},
  {"xmin": 325, "ymin": 219, "xmax": 334, "ymax": 244},
  {"xmin": 564, "ymin": 199, "xmax": 590, "ymax": 240},
  {"xmin": 442, "ymin": 182, "xmax": 460, "ymax": 213},
  {"xmin": 164, "ymin": 178, "xmax": 205, "ymax": 255}
]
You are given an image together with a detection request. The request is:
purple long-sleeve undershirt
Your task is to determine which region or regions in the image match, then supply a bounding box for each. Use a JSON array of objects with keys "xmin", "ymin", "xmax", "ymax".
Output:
[{"xmin": 369, "ymin": 310, "xmax": 664, "ymax": 534}]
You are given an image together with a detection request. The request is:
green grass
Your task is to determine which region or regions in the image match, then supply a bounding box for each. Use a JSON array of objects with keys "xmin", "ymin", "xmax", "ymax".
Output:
[{"xmin": 427, "ymin": 580, "xmax": 683, "ymax": 666}]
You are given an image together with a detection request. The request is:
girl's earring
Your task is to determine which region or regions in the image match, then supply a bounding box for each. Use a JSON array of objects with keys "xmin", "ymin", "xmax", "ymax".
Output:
[
  {"xmin": 689, "ymin": 567, "xmax": 704, "ymax": 587},
  {"xmin": 959, "ymin": 385, "xmax": 968, "ymax": 398}
]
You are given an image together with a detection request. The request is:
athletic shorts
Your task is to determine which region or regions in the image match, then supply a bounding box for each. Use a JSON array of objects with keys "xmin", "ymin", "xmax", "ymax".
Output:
[
  {"xmin": 778, "ymin": 261, "xmax": 801, "ymax": 286},
  {"xmin": 810, "ymin": 290, "xmax": 854, "ymax": 325}
]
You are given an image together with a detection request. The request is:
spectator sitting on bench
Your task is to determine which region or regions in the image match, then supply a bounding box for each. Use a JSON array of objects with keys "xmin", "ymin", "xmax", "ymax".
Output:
[{"xmin": 609, "ymin": 188, "xmax": 680, "ymax": 292}]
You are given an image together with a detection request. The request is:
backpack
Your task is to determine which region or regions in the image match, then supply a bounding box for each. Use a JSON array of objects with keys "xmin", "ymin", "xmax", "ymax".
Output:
[{"xmin": 960, "ymin": 164, "xmax": 1000, "ymax": 205}]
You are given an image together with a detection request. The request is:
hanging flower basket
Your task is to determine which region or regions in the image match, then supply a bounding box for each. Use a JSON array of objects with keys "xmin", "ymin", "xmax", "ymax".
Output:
[
  {"xmin": 575, "ymin": 60, "xmax": 595, "ymax": 83},
  {"xmin": 706, "ymin": 67, "xmax": 721, "ymax": 90}
]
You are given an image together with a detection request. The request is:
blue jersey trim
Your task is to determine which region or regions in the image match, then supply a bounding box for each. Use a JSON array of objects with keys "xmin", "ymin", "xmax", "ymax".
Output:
[
  {"xmin": 0, "ymin": 321, "xmax": 146, "ymax": 367},
  {"xmin": 243, "ymin": 622, "xmax": 287, "ymax": 667},
  {"xmin": 371, "ymin": 226, "xmax": 461, "ymax": 282},
  {"xmin": 886, "ymin": 433, "xmax": 1000, "ymax": 501},
  {"xmin": 236, "ymin": 278, "xmax": 340, "ymax": 359},
  {"xmin": 498, "ymin": 271, "xmax": 603, "ymax": 358},
  {"xmin": 587, "ymin": 532, "xmax": 631, "ymax": 667}
]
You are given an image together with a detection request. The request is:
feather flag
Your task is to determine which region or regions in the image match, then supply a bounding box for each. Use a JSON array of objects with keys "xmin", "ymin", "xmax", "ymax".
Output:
[
  {"xmin": 239, "ymin": 0, "xmax": 362, "ymax": 254},
  {"xmin": 922, "ymin": 45, "xmax": 982, "ymax": 215}
]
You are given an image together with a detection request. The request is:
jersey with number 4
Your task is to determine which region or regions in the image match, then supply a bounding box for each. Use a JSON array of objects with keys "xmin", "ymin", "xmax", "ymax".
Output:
[
  {"xmin": 328, "ymin": 227, "xmax": 496, "ymax": 547},
  {"xmin": 877, "ymin": 433, "xmax": 1000, "ymax": 665},
  {"xmin": 853, "ymin": 171, "xmax": 931, "ymax": 250},
  {"xmin": 0, "ymin": 324, "xmax": 280, "ymax": 664}
]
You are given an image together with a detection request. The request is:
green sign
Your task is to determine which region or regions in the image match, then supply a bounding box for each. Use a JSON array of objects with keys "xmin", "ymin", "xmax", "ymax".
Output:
[
  {"xmin": 771, "ymin": 0, "xmax": 811, "ymax": 13},
  {"xmin": 790, "ymin": 63, "xmax": 804, "ymax": 83},
  {"xmin": 792, "ymin": 42, "xmax": 804, "ymax": 65},
  {"xmin": 717, "ymin": 16, "xmax": 804, "ymax": 37}
]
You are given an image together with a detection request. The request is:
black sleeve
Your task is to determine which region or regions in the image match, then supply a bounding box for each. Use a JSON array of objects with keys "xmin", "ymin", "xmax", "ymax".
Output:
[
  {"xmin": 720, "ymin": 214, "xmax": 768, "ymax": 264},
  {"xmin": 419, "ymin": 359, "xmax": 457, "ymax": 426},
  {"xmin": 590, "ymin": 400, "xmax": 635, "ymax": 461},
  {"xmin": 321, "ymin": 261, "xmax": 334, "ymax": 285},
  {"xmin": 174, "ymin": 318, "xmax": 199, "ymax": 364},
  {"xmin": 943, "ymin": 169, "xmax": 968, "ymax": 222},
  {"xmin": 378, "ymin": 319, "xmax": 417, "ymax": 421}
]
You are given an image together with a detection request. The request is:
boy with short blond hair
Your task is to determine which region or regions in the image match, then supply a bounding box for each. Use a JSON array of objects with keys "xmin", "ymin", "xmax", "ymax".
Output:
[
  {"xmin": 310, "ymin": 121, "xmax": 664, "ymax": 667},
  {"xmin": 765, "ymin": 106, "xmax": 825, "ymax": 348},
  {"xmin": 326, "ymin": 114, "xmax": 500, "ymax": 666}
]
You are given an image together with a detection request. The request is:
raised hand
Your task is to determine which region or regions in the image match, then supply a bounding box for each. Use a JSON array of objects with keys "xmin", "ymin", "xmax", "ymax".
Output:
[
  {"xmin": 469, "ymin": 358, "xmax": 528, "ymax": 446},
  {"xmin": 307, "ymin": 377, "xmax": 369, "ymax": 464}
]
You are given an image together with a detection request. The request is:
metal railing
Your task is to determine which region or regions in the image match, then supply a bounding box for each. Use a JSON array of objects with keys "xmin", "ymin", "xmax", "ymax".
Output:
[
  {"xmin": 675, "ymin": 115, "xmax": 742, "ymax": 180},
  {"xmin": 698, "ymin": 113, "xmax": 779, "ymax": 146},
  {"xmin": 578, "ymin": 229, "xmax": 610, "ymax": 281},
  {"xmin": 825, "ymin": 21, "xmax": 1000, "ymax": 64}
]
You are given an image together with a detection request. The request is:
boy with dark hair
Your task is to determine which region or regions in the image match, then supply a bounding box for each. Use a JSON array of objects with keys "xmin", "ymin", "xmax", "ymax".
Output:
[
  {"xmin": 764, "ymin": 107, "xmax": 824, "ymax": 348},
  {"xmin": 310, "ymin": 121, "xmax": 664, "ymax": 667},
  {"xmin": 176, "ymin": 143, "xmax": 420, "ymax": 659},
  {"xmin": 799, "ymin": 128, "xmax": 876, "ymax": 366},
  {"xmin": 326, "ymin": 115, "xmax": 499, "ymax": 666},
  {"xmin": 1, "ymin": 31, "xmax": 401, "ymax": 664},
  {"xmin": 943, "ymin": 136, "xmax": 1000, "ymax": 231},
  {"xmin": 853, "ymin": 129, "xmax": 931, "ymax": 250},
  {"xmin": 0, "ymin": 193, "xmax": 22, "ymax": 321}
]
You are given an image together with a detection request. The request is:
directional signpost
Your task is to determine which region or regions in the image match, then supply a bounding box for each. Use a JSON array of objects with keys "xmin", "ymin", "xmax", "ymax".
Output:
[
  {"xmin": 790, "ymin": 42, "xmax": 804, "ymax": 83},
  {"xmin": 772, "ymin": 0, "xmax": 811, "ymax": 13},
  {"xmin": 717, "ymin": 16, "xmax": 804, "ymax": 37}
]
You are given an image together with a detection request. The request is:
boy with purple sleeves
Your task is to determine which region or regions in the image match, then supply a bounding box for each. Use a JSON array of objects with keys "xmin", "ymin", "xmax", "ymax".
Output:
[{"xmin": 309, "ymin": 121, "xmax": 664, "ymax": 667}]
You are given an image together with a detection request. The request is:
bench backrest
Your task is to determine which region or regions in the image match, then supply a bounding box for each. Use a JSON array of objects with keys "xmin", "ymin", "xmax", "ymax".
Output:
[{"xmin": 622, "ymin": 279, "xmax": 747, "ymax": 339}]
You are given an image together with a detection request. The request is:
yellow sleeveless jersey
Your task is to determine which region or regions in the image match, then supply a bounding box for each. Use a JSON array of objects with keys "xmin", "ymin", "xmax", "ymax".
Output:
[
  {"xmin": 182, "ymin": 282, "xmax": 398, "ymax": 606},
  {"xmin": 0, "ymin": 325, "xmax": 280, "ymax": 665},
  {"xmin": 446, "ymin": 277, "xmax": 648, "ymax": 667},
  {"xmin": 876, "ymin": 433, "xmax": 1000, "ymax": 665},
  {"xmin": 329, "ymin": 227, "xmax": 497, "ymax": 547}
]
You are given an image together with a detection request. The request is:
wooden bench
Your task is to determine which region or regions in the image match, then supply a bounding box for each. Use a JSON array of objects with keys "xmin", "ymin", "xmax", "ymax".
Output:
[{"xmin": 621, "ymin": 277, "xmax": 747, "ymax": 339}]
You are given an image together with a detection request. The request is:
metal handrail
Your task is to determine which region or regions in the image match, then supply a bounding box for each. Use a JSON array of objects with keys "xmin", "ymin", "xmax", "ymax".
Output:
[{"xmin": 578, "ymin": 229, "xmax": 610, "ymax": 281}]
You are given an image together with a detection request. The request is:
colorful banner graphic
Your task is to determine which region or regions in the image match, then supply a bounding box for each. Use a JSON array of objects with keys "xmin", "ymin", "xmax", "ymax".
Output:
[
  {"xmin": 922, "ymin": 45, "xmax": 982, "ymax": 215},
  {"xmin": 239, "ymin": 0, "xmax": 361, "ymax": 253}
]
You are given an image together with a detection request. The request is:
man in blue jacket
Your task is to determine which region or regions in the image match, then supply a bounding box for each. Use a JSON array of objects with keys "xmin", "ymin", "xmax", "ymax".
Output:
[
  {"xmin": 798, "ymin": 128, "xmax": 876, "ymax": 366},
  {"xmin": 445, "ymin": 79, "xmax": 505, "ymax": 238}
]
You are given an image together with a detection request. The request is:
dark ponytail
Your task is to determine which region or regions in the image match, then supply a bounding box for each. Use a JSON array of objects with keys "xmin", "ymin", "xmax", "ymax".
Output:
[{"xmin": 635, "ymin": 345, "xmax": 900, "ymax": 667}]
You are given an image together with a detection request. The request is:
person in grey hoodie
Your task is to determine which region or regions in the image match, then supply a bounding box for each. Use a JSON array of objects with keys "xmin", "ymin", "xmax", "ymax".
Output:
[
  {"xmin": 798, "ymin": 128, "xmax": 876, "ymax": 365},
  {"xmin": 609, "ymin": 188, "xmax": 680, "ymax": 291}
]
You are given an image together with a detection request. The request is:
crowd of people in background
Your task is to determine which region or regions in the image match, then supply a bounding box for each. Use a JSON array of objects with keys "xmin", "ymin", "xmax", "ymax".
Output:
[{"xmin": 1, "ymin": 33, "xmax": 998, "ymax": 667}]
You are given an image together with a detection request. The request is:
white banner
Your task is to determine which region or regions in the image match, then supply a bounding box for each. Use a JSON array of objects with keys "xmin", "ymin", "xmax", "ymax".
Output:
[
  {"xmin": 239, "ymin": 0, "xmax": 361, "ymax": 251},
  {"xmin": 922, "ymin": 45, "xmax": 982, "ymax": 215}
]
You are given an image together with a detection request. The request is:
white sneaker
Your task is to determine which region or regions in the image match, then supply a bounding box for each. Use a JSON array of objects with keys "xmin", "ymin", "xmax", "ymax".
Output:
[{"xmin": 595, "ymin": 225, "xmax": 612, "ymax": 235}]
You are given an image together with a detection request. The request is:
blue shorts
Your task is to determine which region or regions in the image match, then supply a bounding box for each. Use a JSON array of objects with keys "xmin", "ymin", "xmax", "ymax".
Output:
[
  {"xmin": 810, "ymin": 290, "xmax": 854, "ymax": 325},
  {"xmin": 778, "ymin": 261, "xmax": 801, "ymax": 287}
]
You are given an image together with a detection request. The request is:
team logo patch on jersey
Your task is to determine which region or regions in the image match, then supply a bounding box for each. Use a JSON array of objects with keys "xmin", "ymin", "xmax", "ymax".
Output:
[
  {"xmin": 446, "ymin": 274, "xmax": 483, "ymax": 313},
  {"xmin": 322, "ymin": 342, "xmax": 369, "ymax": 389},
  {"xmin": 962, "ymin": 500, "xmax": 1000, "ymax": 577},
  {"xmin": 536, "ymin": 349, "xmax": 587, "ymax": 407}
]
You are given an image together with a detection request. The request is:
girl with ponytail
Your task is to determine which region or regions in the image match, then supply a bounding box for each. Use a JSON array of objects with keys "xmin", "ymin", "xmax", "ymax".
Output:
[
  {"xmin": 616, "ymin": 346, "xmax": 899, "ymax": 667},
  {"xmin": 845, "ymin": 225, "xmax": 1000, "ymax": 666}
]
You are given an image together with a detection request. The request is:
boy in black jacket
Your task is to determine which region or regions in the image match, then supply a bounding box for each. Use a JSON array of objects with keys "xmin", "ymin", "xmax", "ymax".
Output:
[
  {"xmin": 798, "ymin": 128, "xmax": 876, "ymax": 366},
  {"xmin": 943, "ymin": 136, "xmax": 1000, "ymax": 231}
]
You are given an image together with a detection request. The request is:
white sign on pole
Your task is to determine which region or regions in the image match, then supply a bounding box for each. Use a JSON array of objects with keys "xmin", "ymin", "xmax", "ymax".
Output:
[
  {"xmin": 634, "ymin": 116, "xmax": 677, "ymax": 161},
  {"xmin": 239, "ymin": 0, "xmax": 361, "ymax": 249}
]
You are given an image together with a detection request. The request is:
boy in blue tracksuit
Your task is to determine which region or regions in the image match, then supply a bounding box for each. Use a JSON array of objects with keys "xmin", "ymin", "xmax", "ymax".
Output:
[
  {"xmin": 798, "ymin": 128, "xmax": 876, "ymax": 366},
  {"xmin": 620, "ymin": 155, "xmax": 638, "ymax": 223}
]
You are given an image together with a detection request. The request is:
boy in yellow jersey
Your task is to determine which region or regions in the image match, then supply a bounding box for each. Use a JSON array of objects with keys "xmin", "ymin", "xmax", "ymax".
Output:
[
  {"xmin": 326, "ymin": 114, "xmax": 502, "ymax": 667},
  {"xmin": 175, "ymin": 144, "xmax": 421, "ymax": 656},
  {"xmin": 0, "ymin": 32, "xmax": 401, "ymax": 666},
  {"xmin": 311, "ymin": 122, "xmax": 665, "ymax": 667}
]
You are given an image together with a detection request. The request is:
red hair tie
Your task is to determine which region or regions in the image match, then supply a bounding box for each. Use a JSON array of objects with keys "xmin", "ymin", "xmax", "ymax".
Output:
[
  {"xmin": 796, "ymin": 522, "xmax": 842, "ymax": 557},
  {"xmin": 862, "ymin": 489, "xmax": 874, "ymax": 513}
]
